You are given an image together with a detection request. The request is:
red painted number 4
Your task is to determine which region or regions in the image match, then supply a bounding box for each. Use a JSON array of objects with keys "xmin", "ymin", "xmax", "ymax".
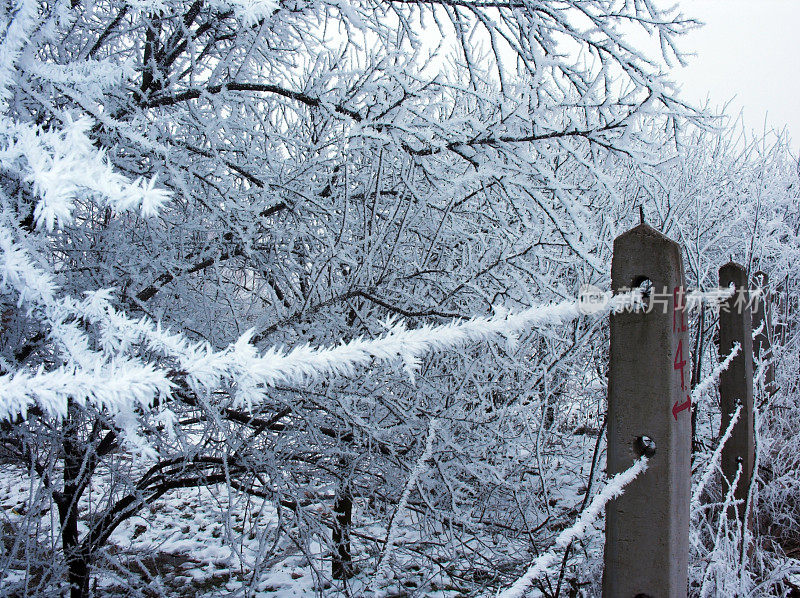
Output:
[
  {"xmin": 673, "ymin": 339, "xmax": 686, "ymax": 390},
  {"xmin": 672, "ymin": 286, "xmax": 691, "ymax": 420}
]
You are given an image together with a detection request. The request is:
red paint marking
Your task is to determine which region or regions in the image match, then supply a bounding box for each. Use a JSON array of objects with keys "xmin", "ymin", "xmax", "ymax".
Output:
[
  {"xmin": 673, "ymin": 338, "xmax": 687, "ymax": 390},
  {"xmin": 672, "ymin": 396, "xmax": 691, "ymax": 420},
  {"xmin": 673, "ymin": 286, "xmax": 687, "ymax": 333},
  {"xmin": 672, "ymin": 286, "xmax": 689, "ymax": 421}
]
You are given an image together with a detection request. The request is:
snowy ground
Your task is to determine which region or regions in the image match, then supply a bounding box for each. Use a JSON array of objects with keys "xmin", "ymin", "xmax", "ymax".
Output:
[
  {"xmin": 0, "ymin": 465, "xmax": 510, "ymax": 596},
  {"xmin": 0, "ymin": 426, "xmax": 603, "ymax": 597}
]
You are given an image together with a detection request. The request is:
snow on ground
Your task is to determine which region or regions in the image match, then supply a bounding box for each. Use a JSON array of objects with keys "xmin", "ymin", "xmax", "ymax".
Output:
[
  {"xmin": 0, "ymin": 462, "xmax": 492, "ymax": 596},
  {"xmin": 0, "ymin": 429, "xmax": 604, "ymax": 597},
  {"xmin": 0, "ymin": 396, "xmax": 607, "ymax": 597}
]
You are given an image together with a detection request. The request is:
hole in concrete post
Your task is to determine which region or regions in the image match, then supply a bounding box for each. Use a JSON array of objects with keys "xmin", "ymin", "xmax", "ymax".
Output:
[
  {"xmin": 633, "ymin": 435, "xmax": 656, "ymax": 458},
  {"xmin": 631, "ymin": 276, "xmax": 653, "ymax": 311}
]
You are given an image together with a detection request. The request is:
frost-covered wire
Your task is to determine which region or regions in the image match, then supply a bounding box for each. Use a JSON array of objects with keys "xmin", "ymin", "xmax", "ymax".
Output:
[
  {"xmin": 496, "ymin": 456, "xmax": 649, "ymax": 598},
  {"xmin": 692, "ymin": 342, "xmax": 741, "ymax": 407},
  {"xmin": 4, "ymin": 223, "xmax": 619, "ymax": 419},
  {"xmin": 83, "ymin": 287, "xmax": 645, "ymax": 391},
  {"xmin": 0, "ymin": 217, "xmax": 742, "ymax": 425},
  {"xmin": 740, "ymin": 405, "xmax": 760, "ymax": 591},
  {"xmin": 692, "ymin": 404, "xmax": 742, "ymax": 513},
  {"xmin": 690, "ymin": 342, "xmax": 743, "ymax": 511},
  {"xmin": 371, "ymin": 418, "xmax": 439, "ymax": 583},
  {"xmin": 71, "ymin": 285, "xmax": 727, "ymax": 403},
  {"xmin": 0, "ymin": 360, "xmax": 172, "ymax": 419}
]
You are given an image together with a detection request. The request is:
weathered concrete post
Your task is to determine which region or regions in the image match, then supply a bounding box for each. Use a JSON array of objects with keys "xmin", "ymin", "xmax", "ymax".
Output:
[
  {"xmin": 718, "ymin": 263, "xmax": 755, "ymax": 522},
  {"xmin": 751, "ymin": 271, "xmax": 776, "ymax": 395},
  {"xmin": 604, "ymin": 224, "xmax": 691, "ymax": 598}
]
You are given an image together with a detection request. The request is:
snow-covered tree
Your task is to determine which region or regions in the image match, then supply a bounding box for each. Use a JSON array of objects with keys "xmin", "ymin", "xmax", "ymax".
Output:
[{"xmin": 2, "ymin": 0, "xmax": 800, "ymax": 595}]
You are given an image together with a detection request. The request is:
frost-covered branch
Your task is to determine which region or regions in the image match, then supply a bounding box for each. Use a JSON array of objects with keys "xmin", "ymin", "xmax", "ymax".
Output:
[
  {"xmin": 145, "ymin": 82, "xmax": 363, "ymax": 122},
  {"xmin": 0, "ymin": 117, "xmax": 170, "ymax": 229}
]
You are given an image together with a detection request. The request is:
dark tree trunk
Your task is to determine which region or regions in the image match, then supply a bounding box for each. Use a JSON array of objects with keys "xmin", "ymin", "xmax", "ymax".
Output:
[
  {"xmin": 67, "ymin": 554, "xmax": 90, "ymax": 598},
  {"xmin": 331, "ymin": 473, "xmax": 354, "ymax": 580},
  {"xmin": 56, "ymin": 401, "xmax": 93, "ymax": 598}
]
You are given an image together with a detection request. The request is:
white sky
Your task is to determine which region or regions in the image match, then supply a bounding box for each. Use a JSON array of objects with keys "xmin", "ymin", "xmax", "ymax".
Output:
[{"xmin": 672, "ymin": 0, "xmax": 800, "ymax": 153}]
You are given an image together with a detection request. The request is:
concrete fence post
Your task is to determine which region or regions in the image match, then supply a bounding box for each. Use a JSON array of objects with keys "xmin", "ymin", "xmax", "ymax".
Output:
[
  {"xmin": 751, "ymin": 270, "xmax": 776, "ymax": 395},
  {"xmin": 604, "ymin": 224, "xmax": 690, "ymax": 598},
  {"xmin": 718, "ymin": 262, "xmax": 755, "ymax": 523}
]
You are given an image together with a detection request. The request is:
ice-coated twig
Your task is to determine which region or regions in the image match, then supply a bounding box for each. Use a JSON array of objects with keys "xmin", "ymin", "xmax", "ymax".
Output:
[{"xmin": 699, "ymin": 463, "xmax": 743, "ymax": 598}]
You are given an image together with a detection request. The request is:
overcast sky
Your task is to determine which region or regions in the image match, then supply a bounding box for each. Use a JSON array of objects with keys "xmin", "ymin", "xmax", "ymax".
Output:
[{"xmin": 672, "ymin": 0, "xmax": 800, "ymax": 153}]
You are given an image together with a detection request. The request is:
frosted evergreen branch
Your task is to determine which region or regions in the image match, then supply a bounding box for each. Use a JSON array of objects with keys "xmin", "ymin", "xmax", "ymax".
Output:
[
  {"xmin": 0, "ymin": 0, "xmax": 38, "ymax": 103},
  {"xmin": 496, "ymin": 456, "xmax": 649, "ymax": 598}
]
